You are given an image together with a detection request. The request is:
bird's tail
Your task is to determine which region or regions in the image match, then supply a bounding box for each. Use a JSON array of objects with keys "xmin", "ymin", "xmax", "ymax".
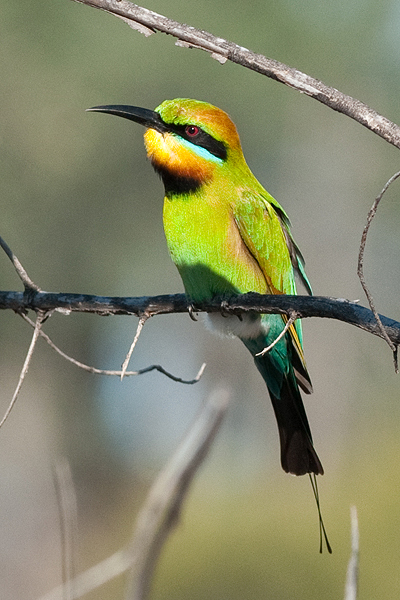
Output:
[
  {"xmin": 243, "ymin": 335, "xmax": 323, "ymax": 476},
  {"xmin": 264, "ymin": 364, "xmax": 323, "ymax": 475}
]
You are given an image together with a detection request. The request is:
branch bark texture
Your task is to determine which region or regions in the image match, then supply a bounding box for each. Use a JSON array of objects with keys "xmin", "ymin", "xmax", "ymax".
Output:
[
  {"xmin": 2, "ymin": 290, "xmax": 400, "ymax": 346},
  {"xmin": 72, "ymin": 0, "xmax": 400, "ymax": 149}
]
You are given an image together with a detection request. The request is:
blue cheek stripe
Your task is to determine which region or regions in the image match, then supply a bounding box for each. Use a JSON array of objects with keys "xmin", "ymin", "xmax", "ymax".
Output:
[{"xmin": 178, "ymin": 136, "xmax": 224, "ymax": 164}]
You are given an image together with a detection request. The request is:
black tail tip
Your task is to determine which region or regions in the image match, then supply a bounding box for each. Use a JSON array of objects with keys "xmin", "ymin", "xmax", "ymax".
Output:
[{"xmin": 281, "ymin": 432, "xmax": 324, "ymax": 476}]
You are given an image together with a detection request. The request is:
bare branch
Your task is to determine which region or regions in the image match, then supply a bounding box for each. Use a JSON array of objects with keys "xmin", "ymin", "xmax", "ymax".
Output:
[
  {"xmin": 3, "ymin": 290, "xmax": 400, "ymax": 347},
  {"xmin": 121, "ymin": 315, "xmax": 148, "ymax": 380},
  {"xmin": 344, "ymin": 506, "xmax": 359, "ymax": 600},
  {"xmin": 38, "ymin": 390, "xmax": 229, "ymax": 600},
  {"xmin": 71, "ymin": 0, "xmax": 400, "ymax": 149},
  {"xmin": 0, "ymin": 311, "xmax": 47, "ymax": 428},
  {"xmin": 256, "ymin": 311, "xmax": 297, "ymax": 356},
  {"xmin": 0, "ymin": 235, "xmax": 41, "ymax": 292},
  {"xmin": 358, "ymin": 171, "xmax": 400, "ymax": 370},
  {"xmin": 124, "ymin": 388, "xmax": 229, "ymax": 600},
  {"xmin": 19, "ymin": 312, "xmax": 206, "ymax": 384}
]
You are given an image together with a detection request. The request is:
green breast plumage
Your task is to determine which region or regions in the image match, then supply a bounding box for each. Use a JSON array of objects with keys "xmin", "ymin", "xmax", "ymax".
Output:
[{"xmin": 162, "ymin": 184, "xmax": 270, "ymax": 303}]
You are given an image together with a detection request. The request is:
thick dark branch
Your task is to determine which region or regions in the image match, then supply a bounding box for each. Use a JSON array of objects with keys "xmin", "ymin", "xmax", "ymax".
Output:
[
  {"xmin": 72, "ymin": 0, "xmax": 400, "ymax": 149},
  {"xmin": 2, "ymin": 290, "xmax": 400, "ymax": 346}
]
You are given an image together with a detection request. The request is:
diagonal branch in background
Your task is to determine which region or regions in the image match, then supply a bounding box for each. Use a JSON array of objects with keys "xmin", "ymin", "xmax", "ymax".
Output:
[
  {"xmin": 124, "ymin": 388, "xmax": 229, "ymax": 600},
  {"xmin": 71, "ymin": 0, "xmax": 400, "ymax": 149},
  {"xmin": 38, "ymin": 390, "xmax": 229, "ymax": 600},
  {"xmin": 2, "ymin": 289, "xmax": 400, "ymax": 346}
]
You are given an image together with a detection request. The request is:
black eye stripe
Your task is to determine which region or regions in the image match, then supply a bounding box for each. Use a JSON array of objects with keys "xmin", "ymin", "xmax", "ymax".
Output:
[{"xmin": 168, "ymin": 123, "xmax": 227, "ymax": 161}]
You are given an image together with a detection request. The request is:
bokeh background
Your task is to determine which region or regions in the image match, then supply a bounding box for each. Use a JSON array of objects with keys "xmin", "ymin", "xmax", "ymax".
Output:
[{"xmin": 1, "ymin": 0, "xmax": 400, "ymax": 598}]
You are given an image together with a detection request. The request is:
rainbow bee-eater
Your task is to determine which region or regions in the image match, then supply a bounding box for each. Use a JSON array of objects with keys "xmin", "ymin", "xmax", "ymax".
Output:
[{"xmin": 89, "ymin": 99, "xmax": 323, "ymax": 477}]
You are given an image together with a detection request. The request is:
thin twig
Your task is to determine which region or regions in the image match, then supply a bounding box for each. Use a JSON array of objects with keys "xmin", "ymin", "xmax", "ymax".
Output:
[
  {"xmin": 0, "ymin": 235, "xmax": 41, "ymax": 292},
  {"xmin": 0, "ymin": 311, "xmax": 46, "ymax": 428},
  {"xmin": 344, "ymin": 506, "xmax": 359, "ymax": 600},
  {"xmin": 127, "ymin": 362, "xmax": 206, "ymax": 385},
  {"xmin": 255, "ymin": 312, "xmax": 297, "ymax": 356},
  {"xmin": 38, "ymin": 390, "xmax": 229, "ymax": 600},
  {"xmin": 53, "ymin": 459, "xmax": 79, "ymax": 600},
  {"xmin": 19, "ymin": 312, "xmax": 206, "ymax": 384},
  {"xmin": 357, "ymin": 171, "xmax": 400, "ymax": 371},
  {"xmin": 71, "ymin": 0, "xmax": 400, "ymax": 149},
  {"xmin": 121, "ymin": 315, "xmax": 148, "ymax": 380}
]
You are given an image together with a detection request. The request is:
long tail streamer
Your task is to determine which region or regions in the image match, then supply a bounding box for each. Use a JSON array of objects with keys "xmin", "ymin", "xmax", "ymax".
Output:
[{"xmin": 309, "ymin": 473, "xmax": 332, "ymax": 554}]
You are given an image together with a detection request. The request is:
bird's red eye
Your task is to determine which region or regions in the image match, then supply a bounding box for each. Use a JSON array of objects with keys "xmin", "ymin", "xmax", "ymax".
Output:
[{"xmin": 185, "ymin": 125, "xmax": 199, "ymax": 137}]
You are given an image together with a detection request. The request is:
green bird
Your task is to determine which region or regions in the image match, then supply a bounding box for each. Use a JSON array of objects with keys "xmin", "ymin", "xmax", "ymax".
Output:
[{"xmin": 89, "ymin": 99, "xmax": 323, "ymax": 477}]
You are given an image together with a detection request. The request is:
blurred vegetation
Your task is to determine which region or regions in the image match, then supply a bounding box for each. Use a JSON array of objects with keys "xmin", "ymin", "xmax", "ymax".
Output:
[{"xmin": 1, "ymin": 0, "xmax": 400, "ymax": 598}]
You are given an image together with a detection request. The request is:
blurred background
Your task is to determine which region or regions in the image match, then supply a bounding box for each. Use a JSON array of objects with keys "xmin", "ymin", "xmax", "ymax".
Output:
[{"xmin": 1, "ymin": 0, "xmax": 400, "ymax": 598}]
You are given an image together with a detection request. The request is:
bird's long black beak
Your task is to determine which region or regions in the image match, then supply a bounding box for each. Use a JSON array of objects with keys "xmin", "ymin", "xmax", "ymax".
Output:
[{"xmin": 87, "ymin": 105, "xmax": 167, "ymax": 133}]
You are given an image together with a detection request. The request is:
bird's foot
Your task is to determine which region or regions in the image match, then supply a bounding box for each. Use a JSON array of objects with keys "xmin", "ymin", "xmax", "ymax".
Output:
[
  {"xmin": 220, "ymin": 299, "xmax": 242, "ymax": 320},
  {"xmin": 188, "ymin": 304, "xmax": 198, "ymax": 321}
]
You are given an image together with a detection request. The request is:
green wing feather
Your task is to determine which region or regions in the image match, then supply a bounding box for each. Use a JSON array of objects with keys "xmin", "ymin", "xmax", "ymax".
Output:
[
  {"xmin": 233, "ymin": 187, "xmax": 321, "ymax": 474},
  {"xmin": 233, "ymin": 187, "xmax": 312, "ymax": 391}
]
